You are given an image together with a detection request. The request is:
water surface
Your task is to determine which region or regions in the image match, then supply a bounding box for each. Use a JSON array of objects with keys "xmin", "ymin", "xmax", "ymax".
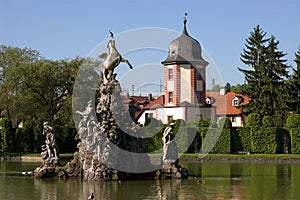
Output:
[{"xmin": 1, "ymin": 161, "xmax": 300, "ymax": 199}]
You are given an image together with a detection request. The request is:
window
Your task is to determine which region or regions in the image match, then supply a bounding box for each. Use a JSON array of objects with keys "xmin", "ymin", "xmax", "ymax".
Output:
[
  {"xmin": 145, "ymin": 112, "xmax": 154, "ymax": 121},
  {"xmin": 168, "ymin": 92, "xmax": 173, "ymax": 103},
  {"xmin": 167, "ymin": 115, "xmax": 173, "ymax": 122},
  {"xmin": 196, "ymin": 69, "xmax": 202, "ymax": 80},
  {"xmin": 231, "ymin": 116, "xmax": 236, "ymax": 122},
  {"xmin": 168, "ymin": 69, "xmax": 173, "ymax": 80},
  {"xmin": 232, "ymin": 97, "xmax": 239, "ymax": 106}
]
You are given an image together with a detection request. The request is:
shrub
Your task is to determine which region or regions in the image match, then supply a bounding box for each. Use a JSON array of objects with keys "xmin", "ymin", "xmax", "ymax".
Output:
[
  {"xmin": 186, "ymin": 119, "xmax": 211, "ymax": 128},
  {"xmin": 246, "ymin": 113, "xmax": 262, "ymax": 127},
  {"xmin": 0, "ymin": 118, "xmax": 14, "ymax": 153},
  {"xmin": 231, "ymin": 127, "xmax": 251, "ymax": 153},
  {"xmin": 141, "ymin": 123, "xmax": 165, "ymax": 153},
  {"xmin": 201, "ymin": 128, "xmax": 231, "ymax": 154},
  {"xmin": 187, "ymin": 127, "xmax": 201, "ymax": 153},
  {"xmin": 289, "ymin": 128, "xmax": 300, "ymax": 154},
  {"xmin": 286, "ymin": 114, "xmax": 300, "ymax": 128},
  {"xmin": 262, "ymin": 116, "xmax": 274, "ymax": 127},
  {"xmin": 218, "ymin": 117, "xmax": 232, "ymax": 129},
  {"xmin": 250, "ymin": 127, "xmax": 278, "ymax": 154}
]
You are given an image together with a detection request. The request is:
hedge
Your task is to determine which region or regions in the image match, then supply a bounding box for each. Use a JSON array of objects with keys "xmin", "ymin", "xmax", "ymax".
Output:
[
  {"xmin": 200, "ymin": 128, "xmax": 231, "ymax": 154},
  {"xmin": 0, "ymin": 118, "xmax": 14, "ymax": 153},
  {"xmin": 175, "ymin": 127, "xmax": 199, "ymax": 154},
  {"xmin": 246, "ymin": 113, "xmax": 262, "ymax": 127},
  {"xmin": 250, "ymin": 127, "xmax": 278, "ymax": 154},
  {"xmin": 262, "ymin": 116, "xmax": 274, "ymax": 127},
  {"xmin": 218, "ymin": 118, "xmax": 232, "ymax": 129},
  {"xmin": 286, "ymin": 114, "xmax": 300, "ymax": 128},
  {"xmin": 289, "ymin": 128, "xmax": 300, "ymax": 154},
  {"xmin": 231, "ymin": 127, "xmax": 251, "ymax": 153}
]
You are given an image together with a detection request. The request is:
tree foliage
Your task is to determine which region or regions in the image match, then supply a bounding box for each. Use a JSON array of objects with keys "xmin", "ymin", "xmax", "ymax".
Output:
[
  {"xmin": 286, "ymin": 46, "xmax": 300, "ymax": 113},
  {"xmin": 238, "ymin": 25, "xmax": 290, "ymax": 125},
  {"xmin": 0, "ymin": 45, "xmax": 83, "ymax": 127},
  {"xmin": 230, "ymin": 84, "xmax": 244, "ymax": 94}
]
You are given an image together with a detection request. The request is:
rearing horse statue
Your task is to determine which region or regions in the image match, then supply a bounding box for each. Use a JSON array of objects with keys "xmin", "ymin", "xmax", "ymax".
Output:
[{"xmin": 99, "ymin": 31, "xmax": 133, "ymax": 84}]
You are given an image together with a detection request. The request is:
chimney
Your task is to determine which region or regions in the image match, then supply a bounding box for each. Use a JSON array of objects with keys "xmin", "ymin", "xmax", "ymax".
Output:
[
  {"xmin": 220, "ymin": 88, "xmax": 226, "ymax": 96},
  {"xmin": 148, "ymin": 93, "xmax": 152, "ymax": 101}
]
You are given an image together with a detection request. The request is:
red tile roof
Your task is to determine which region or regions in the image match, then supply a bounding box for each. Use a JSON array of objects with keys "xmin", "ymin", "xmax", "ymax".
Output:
[
  {"xmin": 132, "ymin": 95, "xmax": 164, "ymax": 119},
  {"xmin": 206, "ymin": 92, "xmax": 250, "ymax": 115},
  {"xmin": 143, "ymin": 95, "xmax": 164, "ymax": 109}
]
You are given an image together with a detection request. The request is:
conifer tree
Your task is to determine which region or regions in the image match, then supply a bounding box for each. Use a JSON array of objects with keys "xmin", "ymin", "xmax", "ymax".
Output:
[
  {"xmin": 287, "ymin": 46, "xmax": 300, "ymax": 113},
  {"xmin": 238, "ymin": 25, "xmax": 270, "ymax": 114},
  {"xmin": 238, "ymin": 25, "xmax": 290, "ymax": 123}
]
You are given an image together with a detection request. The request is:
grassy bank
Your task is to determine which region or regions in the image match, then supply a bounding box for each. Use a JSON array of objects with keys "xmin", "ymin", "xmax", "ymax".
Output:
[
  {"xmin": 0, "ymin": 153, "xmax": 73, "ymax": 157},
  {"xmin": 0, "ymin": 153, "xmax": 73, "ymax": 162},
  {"xmin": 179, "ymin": 154, "xmax": 300, "ymax": 163},
  {"xmin": 148, "ymin": 153, "xmax": 300, "ymax": 163},
  {"xmin": 2, "ymin": 153, "xmax": 300, "ymax": 163},
  {"xmin": 181, "ymin": 153, "xmax": 300, "ymax": 159}
]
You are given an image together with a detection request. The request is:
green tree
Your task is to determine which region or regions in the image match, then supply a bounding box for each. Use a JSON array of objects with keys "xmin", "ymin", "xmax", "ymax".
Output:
[
  {"xmin": 0, "ymin": 45, "xmax": 82, "ymax": 127},
  {"xmin": 0, "ymin": 45, "xmax": 40, "ymax": 125},
  {"xmin": 286, "ymin": 46, "xmax": 300, "ymax": 113},
  {"xmin": 225, "ymin": 82, "xmax": 231, "ymax": 92},
  {"xmin": 238, "ymin": 25, "xmax": 290, "ymax": 124},
  {"xmin": 211, "ymin": 84, "xmax": 221, "ymax": 92},
  {"xmin": 231, "ymin": 84, "xmax": 243, "ymax": 93}
]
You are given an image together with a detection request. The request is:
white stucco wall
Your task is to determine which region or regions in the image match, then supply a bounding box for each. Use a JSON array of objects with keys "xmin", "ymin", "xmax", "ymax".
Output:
[
  {"xmin": 231, "ymin": 116, "xmax": 243, "ymax": 127},
  {"xmin": 137, "ymin": 110, "xmax": 156, "ymax": 125},
  {"xmin": 186, "ymin": 107, "xmax": 215, "ymax": 122},
  {"xmin": 156, "ymin": 107, "xmax": 185, "ymax": 124}
]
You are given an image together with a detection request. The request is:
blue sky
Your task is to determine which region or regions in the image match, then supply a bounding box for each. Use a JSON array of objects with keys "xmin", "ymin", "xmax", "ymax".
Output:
[{"xmin": 1, "ymin": 0, "xmax": 299, "ymax": 90}]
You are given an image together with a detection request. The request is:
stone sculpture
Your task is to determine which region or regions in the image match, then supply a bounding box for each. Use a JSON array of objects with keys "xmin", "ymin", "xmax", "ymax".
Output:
[
  {"xmin": 155, "ymin": 122, "xmax": 189, "ymax": 179},
  {"xmin": 70, "ymin": 31, "xmax": 134, "ymax": 180},
  {"xmin": 34, "ymin": 122, "xmax": 60, "ymax": 178},
  {"xmin": 162, "ymin": 122, "xmax": 178, "ymax": 166},
  {"xmin": 34, "ymin": 31, "xmax": 188, "ymax": 180},
  {"xmin": 99, "ymin": 31, "xmax": 133, "ymax": 84},
  {"xmin": 41, "ymin": 122, "xmax": 59, "ymax": 163}
]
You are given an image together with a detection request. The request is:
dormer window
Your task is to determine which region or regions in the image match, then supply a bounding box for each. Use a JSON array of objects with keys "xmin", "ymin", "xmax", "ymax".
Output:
[
  {"xmin": 205, "ymin": 97, "xmax": 211, "ymax": 105},
  {"xmin": 232, "ymin": 96, "xmax": 239, "ymax": 107}
]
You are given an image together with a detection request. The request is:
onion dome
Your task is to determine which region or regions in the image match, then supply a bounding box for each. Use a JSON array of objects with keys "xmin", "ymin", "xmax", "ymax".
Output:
[{"xmin": 162, "ymin": 16, "xmax": 208, "ymax": 66}]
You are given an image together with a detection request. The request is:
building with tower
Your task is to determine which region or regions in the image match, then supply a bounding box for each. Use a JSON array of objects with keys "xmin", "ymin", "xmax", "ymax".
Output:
[{"xmin": 131, "ymin": 17, "xmax": 216, "ymax": 125}]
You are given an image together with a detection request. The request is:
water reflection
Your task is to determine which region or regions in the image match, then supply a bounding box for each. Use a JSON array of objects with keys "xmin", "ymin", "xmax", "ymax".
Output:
[{"xmin": 1, "ymin": 161, "xmax": 300, "ymax": 199}]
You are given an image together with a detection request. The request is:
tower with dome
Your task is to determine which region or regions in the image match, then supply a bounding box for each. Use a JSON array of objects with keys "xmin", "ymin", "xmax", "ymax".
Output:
[{"xmin": 135, "ymin": 16, "xmax": 216, "ymax": 124}]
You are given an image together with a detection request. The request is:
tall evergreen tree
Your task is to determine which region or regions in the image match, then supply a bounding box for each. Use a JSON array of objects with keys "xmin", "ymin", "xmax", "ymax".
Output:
[
  {"xmin": 238, "ymin": 25, "xmax": 290, "ymax": 124},
  {"xmin": 238, "ymin": 25, "xmax": 270, "ymax": 114},
  {"xmin": 286, "ymin": 46, "xmax": 300, "ymax": 113},
  {"xmin": 263, "ymin": 36, "xmax": 289, "ymax": 122}
]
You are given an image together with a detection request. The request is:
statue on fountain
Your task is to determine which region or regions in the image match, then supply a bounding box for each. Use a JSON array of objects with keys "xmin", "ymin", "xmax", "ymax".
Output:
[
  {"xmin": 162, "ymin": 122, "xmax": 178, "ymax": 166},
  {"xmin": 34, "ymin": 122, "xmax": 60, "ymax": 178},
  {"xmin": 71, "ymin": 31, "xmax": 134, "ymax": 180},
  {"xmin": 156, "ymin": 122, "xmax": 189, "ymax": 179},
  {"xmin": 34, "ymin": 30, "xmax": 188, "ymax": 180},
  {"xmin": 41, "ymin": 122, "xmax": 59, "ymax": 163}
]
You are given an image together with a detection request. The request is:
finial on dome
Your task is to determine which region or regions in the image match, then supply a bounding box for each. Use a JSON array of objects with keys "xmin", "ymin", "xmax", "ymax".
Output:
[
  {"xmin": 183, "ymin": 13, "xmax": 187, "ymax": 24},
  {"xmin": 183, "ymin": 13, "xmax": 189, "ymax": 36}
]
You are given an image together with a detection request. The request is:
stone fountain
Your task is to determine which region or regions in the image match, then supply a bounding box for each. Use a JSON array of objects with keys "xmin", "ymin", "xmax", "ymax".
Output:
[{"xmin": 34, "ymin": 32, "xmax": 188, "ymax": 180}]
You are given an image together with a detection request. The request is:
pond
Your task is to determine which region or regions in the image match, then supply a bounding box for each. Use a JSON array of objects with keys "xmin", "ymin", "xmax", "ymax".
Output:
[{"xmin": 1, "ymin": 161, "xmax": 300, "ymax": 199}]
